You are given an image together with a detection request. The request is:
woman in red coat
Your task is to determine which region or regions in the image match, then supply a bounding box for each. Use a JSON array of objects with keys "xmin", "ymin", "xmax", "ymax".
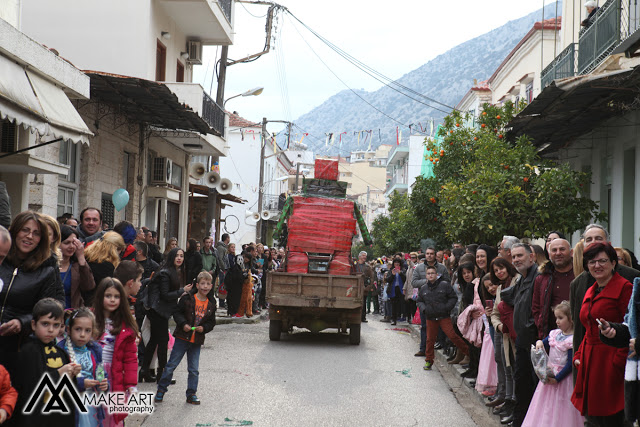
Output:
[{"xmin": 571, "ymin": 242, "xmax": 632, "ymax": 425}]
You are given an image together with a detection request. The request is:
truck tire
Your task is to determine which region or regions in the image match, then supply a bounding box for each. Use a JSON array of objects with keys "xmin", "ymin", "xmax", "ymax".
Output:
[
  {"xmin": 269, "ymin": 320, "xmax": 282, "ymax": 341},
  {"xmin": 349, "ymin": 324, "xmax": 361, "ymax": 345}
]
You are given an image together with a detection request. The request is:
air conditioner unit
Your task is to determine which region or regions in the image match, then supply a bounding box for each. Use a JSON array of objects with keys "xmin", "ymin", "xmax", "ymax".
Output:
[
  {"xmin": 151, "ymin": 157, "xmax": 172, "ymax": 185},
  {"xmin": 187, "ymin": 40, "xmax": 203, "ymax": 65}
]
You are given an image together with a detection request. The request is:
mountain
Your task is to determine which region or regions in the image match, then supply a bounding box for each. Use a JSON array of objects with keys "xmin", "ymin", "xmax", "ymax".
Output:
[{"xmin": 294, "ymin": 3, "xmax": 562, "ymax": 156}]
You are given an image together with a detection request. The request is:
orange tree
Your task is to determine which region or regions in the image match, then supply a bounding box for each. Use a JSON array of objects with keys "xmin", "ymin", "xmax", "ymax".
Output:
[
  {"xmin": 370, "ymin": 191, "xmax": 422, "ymax": 255},
  {"xmin": 408, "ymin": 101, "xmax": 604, "ymax": 244}
]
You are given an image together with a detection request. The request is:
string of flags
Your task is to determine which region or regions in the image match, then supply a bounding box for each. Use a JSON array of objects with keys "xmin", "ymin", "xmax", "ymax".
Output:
[{"xmin": 317, "ymin": 120, "xmax": 437, "ymax": 148}]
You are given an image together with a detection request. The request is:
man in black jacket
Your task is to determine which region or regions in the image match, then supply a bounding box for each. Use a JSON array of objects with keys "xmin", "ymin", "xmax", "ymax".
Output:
[
  {"xmin": 416, "ymin": 265, "xmax": 468, "ymax": 371},
  {"xmin": 510, "ymin": 243, "xmax": 540, "ymax": 427},
  {"xmin": 145, "ymin": 230, "xmax": 163, "ymax": 264}
]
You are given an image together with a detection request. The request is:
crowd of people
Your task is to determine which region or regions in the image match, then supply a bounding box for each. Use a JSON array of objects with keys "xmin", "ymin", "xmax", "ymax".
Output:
[
  {"xmin": 1, "ymin": 207, "xmax": 639, "ymax": 427},
  {"xmin": 362, "ymin": 228, "xmax": 639, "ymax": 427},
  {"xmin": 0, "ymin": 208, "xmax": 285, "ymax": 426}
]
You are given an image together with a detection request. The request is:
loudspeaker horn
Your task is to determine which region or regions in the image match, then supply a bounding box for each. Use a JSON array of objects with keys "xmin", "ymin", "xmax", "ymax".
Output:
[
  {"xmin": 204, "ymin": 171, "xmax": 221, "ymax": 188},
  {"xmin": 189, "ymin": 162, "xmax": 206, "ymax": 179},
  {"xmin": 245, "ymin": 210, "xmax": 260, "ymax": 223},
  {"xmin": 217, "ymin": 178, "xmax": 232, "ymax": 195},
  {"xmin": 261, "ymin": 210, "xmax": 271, "ymax": 220}
]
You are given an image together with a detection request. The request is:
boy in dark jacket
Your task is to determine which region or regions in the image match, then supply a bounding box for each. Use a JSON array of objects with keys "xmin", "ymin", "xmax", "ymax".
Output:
[
  {"xmin": 417, "ymin": 266, "xmax": 469, "ymax": 371},
  {"xmin": 155, "ymin": 272, "xmax": 216, "ymax": 405}
]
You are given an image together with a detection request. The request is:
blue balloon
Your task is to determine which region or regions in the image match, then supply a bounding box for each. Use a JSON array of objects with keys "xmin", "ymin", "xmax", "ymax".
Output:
[{"xmin": 112, "ymin": 188, "xmax": 130, "ymax": 212}]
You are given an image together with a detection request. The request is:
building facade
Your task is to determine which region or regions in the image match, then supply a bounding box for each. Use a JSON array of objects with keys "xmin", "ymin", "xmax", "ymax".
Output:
[{"xmin": 17, "ymin": 0, "xmax": 233, "ymax": 248}]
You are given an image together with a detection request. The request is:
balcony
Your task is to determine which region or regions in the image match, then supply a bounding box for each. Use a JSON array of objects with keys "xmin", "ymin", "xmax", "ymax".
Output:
[
  {"xmin": 541, "ymin": 0, "xmax": 640, "ymax": 88},
  {"xmin": 202, "ymin": 92, "xmax": 225, "ymax": 136},
  {"xmin": 163, "ymin": 82, "xmax": 227, "ymax": 156},
  {"xmin": 541, "ymin": 43, "xmax": 577, "ymax": 89},
  {"xmin": 384, "ymin": 170, "xmax": 408, "ymax": 196},
  {"xmin": 386, "ymin": 145, "xmax": 409, "ymax": 167},
  {"xmin": 262, "ymin": 194, "xmax": 285, "ymax": 214},
  {"xmin": 159, "ymin": 0, "xmax": 234, "ymax": 45},
  {"xmin": 578, "ymin": 0, "xmax": 624, "ymax": 74}
]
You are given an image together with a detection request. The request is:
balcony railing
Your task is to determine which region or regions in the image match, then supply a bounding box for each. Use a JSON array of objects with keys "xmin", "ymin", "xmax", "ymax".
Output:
[
  {"xmin": 541, "ymin": 43, "xmax": 577, "ymax": 88},
  {"xmin": 578, "ymin": 0, "xmax": 624, "ymax": 74},
  {"xmin": 385, "ymin": 170, "xmax": 408, "ymax": 193},
  {"xmin": 219, "ymin": 0, "xmax": 232, "ymax": 23},
  {"xmin": 202, "ymin": 92, "xmax": 225, "ymax": 136},
  {"xmin": 262, "ymin": 194, "xmax": 285, "ymax": 212}
]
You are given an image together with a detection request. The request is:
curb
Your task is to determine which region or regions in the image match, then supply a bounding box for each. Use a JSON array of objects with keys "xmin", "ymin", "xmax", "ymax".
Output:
[
  {"xmin": 215, "ymin": 310, "xmax": 269, "ymax": 325},
  {"xmin": 405, "ymin": 322, "xmax": 501, "ymax": 422}
]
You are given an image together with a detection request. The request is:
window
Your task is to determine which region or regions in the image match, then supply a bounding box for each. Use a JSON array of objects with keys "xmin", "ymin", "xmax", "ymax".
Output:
[
  {"xmin": 176, "ymin": 61, "xmax": 184, "ymax": 82},
  {"xmin": 101, "ymin": 193, "xmax": 115, "ymax": 229},
  {"xmin": 59, "ymin": 140, "xmax": 78, "ymax": 181},
  {"xmin": 156, "ymin": 40, "xmax": 166, "ymax": 81},
  {"xmin": 0, "ymin": 120, "xmax": 17, "ymax": 152},
  {"xmin": 171, "ymin": 163, "xmax": 183, "ymax": 188},
  {"xmin": 57, "ymin": 188, "xmax": 75, "ymax": 218},
  {"xmin": 525, "ymin": 83, "xmax": 534, "ymax": 103}
]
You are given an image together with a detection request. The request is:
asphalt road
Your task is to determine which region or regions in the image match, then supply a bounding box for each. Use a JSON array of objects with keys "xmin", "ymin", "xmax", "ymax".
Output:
[{"xmin": 135, "ymin": 316, "xmax": 477, "ymax": 427}]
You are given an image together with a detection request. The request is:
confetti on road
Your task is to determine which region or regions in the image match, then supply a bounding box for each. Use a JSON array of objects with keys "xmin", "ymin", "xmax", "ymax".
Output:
[
  {"xmin": 395, "ymin": 368, "xmax": 412, "ymax": 378},
  {"xmin": 232, "ymin": 369, "xmax": 250, "ymax": 377},
  {"xmin": 386, "ymin": 327, "xmax": 412, "ymax": 334},
  {"xmin": 219, "ymin": 418, "xmax": 253, "ymax": 426}
]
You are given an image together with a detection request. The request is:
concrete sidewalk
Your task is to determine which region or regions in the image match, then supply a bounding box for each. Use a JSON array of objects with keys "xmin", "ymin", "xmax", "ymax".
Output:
[{"xmin": 401, "ymin": 318, "xmax": 503, "ymax": 425}]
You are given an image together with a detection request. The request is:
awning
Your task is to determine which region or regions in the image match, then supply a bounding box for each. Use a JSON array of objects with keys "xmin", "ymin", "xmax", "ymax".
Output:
[
  {"xmin": 507, "ymin": 67, "xmax": 640, "ymax": 154},
  {"xmin": 87, "ymin": 72, "xmax": 213, "ymax": 135},
  {"xmin": 0, "ymin": 54, "xmax": 93, "ymax": 144},
  {"xmin": 189, "ymin": 183, "xmax": 247, "ymax": 204}
]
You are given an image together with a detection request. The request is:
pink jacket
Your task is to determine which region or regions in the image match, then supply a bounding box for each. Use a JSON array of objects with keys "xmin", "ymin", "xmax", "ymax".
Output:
[{"xmin": 457, "ymin": 304, "xmax": 483, "ymax": 347}]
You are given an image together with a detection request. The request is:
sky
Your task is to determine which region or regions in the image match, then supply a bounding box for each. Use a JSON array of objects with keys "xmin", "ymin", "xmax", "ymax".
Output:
[{"xmin": 192, "ymin": 1, "xmax": 552, "ymax": 135}]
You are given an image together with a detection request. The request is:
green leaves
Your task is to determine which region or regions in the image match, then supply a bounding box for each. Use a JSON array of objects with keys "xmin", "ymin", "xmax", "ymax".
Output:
[{"xmin": 370, "ymin": 101, "xmax": 604, "ymax": 250}]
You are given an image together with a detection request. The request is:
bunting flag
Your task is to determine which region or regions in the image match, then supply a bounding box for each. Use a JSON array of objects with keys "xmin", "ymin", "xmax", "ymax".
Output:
[
  {"xmin": 240, "ymin": 129, "xmax": 245, "ymax": 141},
  {"xmin": 299, "ymin": 133, "xmax": 308, "ymax": 144},
  {"xmin": 396, "ymin": 127, "xmax": 399, "ymax": 145},
  {"xmin": 245, "ymin": 129, "xmax": 256, "ymax": 140}
]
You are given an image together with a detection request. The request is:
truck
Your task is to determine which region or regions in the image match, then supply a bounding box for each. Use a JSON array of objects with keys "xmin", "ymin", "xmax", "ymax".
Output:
[{"xmin": 267, "ymin": 159, "xmax": 373, "ymax": 345}]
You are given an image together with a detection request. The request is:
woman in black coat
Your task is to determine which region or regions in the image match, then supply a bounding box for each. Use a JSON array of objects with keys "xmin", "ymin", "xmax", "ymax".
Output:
[
  {"xmin": 140, "ymin": 247, "xmax": 191, "ymax": 382},
  {"xmin": 0, "ymin": 211, "xmax": 62, "ymax": 356},
  {"xmin": 385, "ymin": 258, "xmax": 406, "ymax": 325},
  {"xmin": 184, "ymin": 238, "xmax": 203, "ymax": 285}
]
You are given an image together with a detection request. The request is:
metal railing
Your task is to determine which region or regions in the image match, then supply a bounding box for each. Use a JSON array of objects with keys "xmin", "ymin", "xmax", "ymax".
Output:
[
  {"xmin": 262, "ymin": 194, "xmax": 284, "ymax": 212},
  {"xmin": 202, "ymin": 92, "xmax": 225, "ymax": 136},
  {"xmin": 385, "ymin": 170, "xmax": 408, "ymax": 193},
  {"xmin": 578, "ymin": 0, "xmax": 623, "ymax": 74},
  {"xmin": 541, "ymin": 43, "xmax": 577, "ymax": 88},
  {"xmin": 219, "ymin": 0, "xmax": 232, "ymax": 23}
]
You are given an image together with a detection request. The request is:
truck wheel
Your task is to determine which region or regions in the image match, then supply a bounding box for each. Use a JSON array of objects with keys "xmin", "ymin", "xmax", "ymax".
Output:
[
  {"xmin": 349, "ymin": 324, "xmax": 361, "ymax": 345},
  {"xmin": 269, "ymin": 320, "xmax": 282, "ymax": 341}
]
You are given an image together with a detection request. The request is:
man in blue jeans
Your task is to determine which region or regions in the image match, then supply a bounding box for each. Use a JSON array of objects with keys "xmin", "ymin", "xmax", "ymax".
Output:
[{"xmin": 155, "ymin": 272, "xmax": 216, "ymax": 405}]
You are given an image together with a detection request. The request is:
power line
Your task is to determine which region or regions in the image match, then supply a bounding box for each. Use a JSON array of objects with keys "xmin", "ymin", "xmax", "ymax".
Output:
[
  {"xmin": 288, "ymin": 16, "xmax": 418, "ymax": 129},
  {"xmin": 285, "ymin": 9, "xmax": 454, "ymax": 113}
]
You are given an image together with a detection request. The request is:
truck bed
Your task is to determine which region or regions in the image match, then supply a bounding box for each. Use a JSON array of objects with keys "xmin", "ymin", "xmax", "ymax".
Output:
[{"xmin": 267, "ymin": 271, "xmax": 363, "ymax": 310}]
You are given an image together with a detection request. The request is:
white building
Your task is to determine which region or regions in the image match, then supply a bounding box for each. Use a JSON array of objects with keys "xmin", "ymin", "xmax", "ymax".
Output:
[
  {"xmin": 19, "ymin": 0, "xmax": 234, "ymax": 247},
  {"xmin": 217, "ymin": 113, "xmax": 290, "ymax": 246},
  {"xmin": 0, "ymin": 9, "xmax": 92, "ymax": 219},
  {"xmin": 457, "ymin": 18, "xmax": 562, "ymax": 118},
  {"xmin": 509, "ymin": 0, "xmax": 640, "ymax": 254}
]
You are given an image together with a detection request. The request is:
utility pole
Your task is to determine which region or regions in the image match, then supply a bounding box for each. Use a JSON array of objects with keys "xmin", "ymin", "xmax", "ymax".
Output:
[
  {"xmin": 257, "ymin": 117, "xmax": 267, "ymax": 243},
  {"xmin": 366, "ymin": 185, "xmax": 370, "ymax": 230},
  {"xmin": 216, "ymin": 46, "xmax": 228, "ymax": 106}
]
